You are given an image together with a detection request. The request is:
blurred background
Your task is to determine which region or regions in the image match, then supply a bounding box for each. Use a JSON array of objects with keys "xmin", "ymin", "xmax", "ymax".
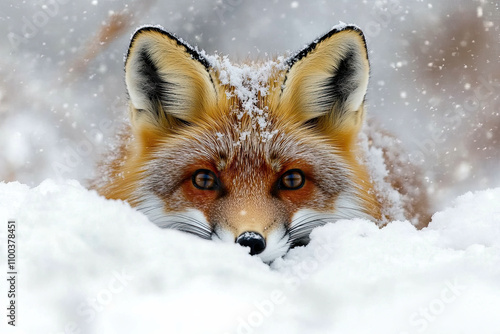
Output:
[{"xmin": 0, "ymin": 0, "xmax": 499, "ymax": 211}]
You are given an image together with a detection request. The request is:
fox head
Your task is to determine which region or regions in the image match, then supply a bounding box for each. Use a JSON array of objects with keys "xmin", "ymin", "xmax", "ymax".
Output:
[{"xmin": 102, "ymin": 25, "xmax": 381, "ymax": 262}]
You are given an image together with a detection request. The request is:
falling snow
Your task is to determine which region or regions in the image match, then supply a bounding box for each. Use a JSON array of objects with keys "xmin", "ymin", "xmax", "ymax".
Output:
[{"xmin": 0, "ymin": 1, "xmax": 499, "ymax": 333}]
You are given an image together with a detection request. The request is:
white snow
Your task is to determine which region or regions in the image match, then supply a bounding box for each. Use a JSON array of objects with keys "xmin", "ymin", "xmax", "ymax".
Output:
[
  {"xmin": 359, "ymin": 125, "xmax": 408, "ymax": 224},
  {"xmin": 206, "ymin": 54, "xmax": 287, "ymax": 142},
  {"xmin": 1, "ymin": 1, "xmax": 499, "ymax": 333},
  {"xmin": 1, "ymin": 180, "xmax": 500, "ymax": 334}
]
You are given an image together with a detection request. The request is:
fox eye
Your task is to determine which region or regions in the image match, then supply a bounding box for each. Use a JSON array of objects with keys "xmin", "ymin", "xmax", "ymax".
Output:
[
  {"xmin": 192, "ymin": 169, "xmax": 218, "ymax": 190},
  {"xmin": 279, "ymin": 169, "xmax": 305, "ymax": 190}
]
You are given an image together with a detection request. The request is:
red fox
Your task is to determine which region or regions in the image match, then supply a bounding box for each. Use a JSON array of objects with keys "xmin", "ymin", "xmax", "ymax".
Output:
[{"xmin": 93, "ymin": 24, "xmax": 429, "ymax": 262}]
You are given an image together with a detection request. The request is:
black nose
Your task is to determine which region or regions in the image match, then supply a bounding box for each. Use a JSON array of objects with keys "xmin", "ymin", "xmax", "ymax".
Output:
[{"xmin": 236, "ymin": 232, "xmax": 266, "ymax": 255}]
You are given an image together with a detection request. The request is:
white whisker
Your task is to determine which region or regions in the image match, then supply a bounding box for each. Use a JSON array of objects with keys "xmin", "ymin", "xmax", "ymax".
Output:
[{"xmin": 135, "ymin": 192, "xmax": 212, "ymax": 239}]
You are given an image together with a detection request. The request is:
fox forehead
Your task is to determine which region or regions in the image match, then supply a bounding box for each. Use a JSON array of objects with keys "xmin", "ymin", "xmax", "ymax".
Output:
[
  {"xmin": 144, "ymin": 114, "xmax": 350, "ymax": 198},
  {"xmin": 143, "ymin": 56, "xmax": 347, "ymax": 178}
]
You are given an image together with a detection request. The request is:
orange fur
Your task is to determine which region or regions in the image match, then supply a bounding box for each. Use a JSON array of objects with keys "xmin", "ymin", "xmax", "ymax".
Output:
[{"xmin": 91, "ymin": 25, "xmax": 429, "ymax": 262}]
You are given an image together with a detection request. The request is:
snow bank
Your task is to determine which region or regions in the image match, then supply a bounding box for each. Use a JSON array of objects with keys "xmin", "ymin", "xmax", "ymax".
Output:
[{"xmin": 1, "ymin": 180, "xmax": 500, "ymax": 334}]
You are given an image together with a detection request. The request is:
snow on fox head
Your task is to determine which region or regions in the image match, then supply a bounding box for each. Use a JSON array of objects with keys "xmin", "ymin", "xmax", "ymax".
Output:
[{"xmin": 99, "ymin": 25, "xmax": 381, "ymax": 263}]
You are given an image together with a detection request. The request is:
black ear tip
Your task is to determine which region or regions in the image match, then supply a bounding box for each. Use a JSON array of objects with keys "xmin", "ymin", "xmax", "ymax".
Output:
[
  {"xmin": 132, "ymin": 25, "xmax": 167, "ymax": 36},
  {"xmin": 328, "ymin": 24, "xmax": 367, "ymax": 53},
  {"xmin": 337, "ymin": 24, "xmax": 364, "ymax": 34},
  {"xmin": 129, "ymin": 25, "xmax": 173, "ymax": 47},
  {"xmin": 327, "ymin": 23, "xmax": 367, "ymax": 46},
  {"xmin": 126, "ymin": 26, "xmax": 166, "ymax": 64},
  {"xmin": 286, "ymin": 23, "xmax": 368, "ymax": 68},
  {"xmin": 126, "ymin": 25, "xmax": 211, "ymax": 71},
  {"xmin": 328, "ymin": 23, "xmax": 365, "ymax": 36}
]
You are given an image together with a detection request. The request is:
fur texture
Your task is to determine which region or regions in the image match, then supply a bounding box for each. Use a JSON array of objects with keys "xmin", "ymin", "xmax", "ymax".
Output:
[{"xmin": 92, "ymin": 25, "xmax": 429, "ymax": 263}]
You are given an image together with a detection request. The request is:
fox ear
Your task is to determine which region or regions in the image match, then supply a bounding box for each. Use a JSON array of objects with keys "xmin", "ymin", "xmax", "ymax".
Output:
[
  {"xmin": 125, "ymin": 26, "xmax": 217, "ymax": 127},
  {"xmin": 280, "ymin": 25, "xmax": 369, "ymax": 133}
]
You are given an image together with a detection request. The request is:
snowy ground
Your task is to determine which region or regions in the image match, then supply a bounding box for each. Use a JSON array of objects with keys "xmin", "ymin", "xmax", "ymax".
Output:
[{"xmin": 1, "ymin": 180, "xmax": 500, "ymax": 334}]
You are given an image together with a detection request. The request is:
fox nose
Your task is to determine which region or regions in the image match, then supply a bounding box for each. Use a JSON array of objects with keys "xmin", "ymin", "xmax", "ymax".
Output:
[{"xmin": 236, "ymin": 232, "xmax": 266, "ymax": 255}]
